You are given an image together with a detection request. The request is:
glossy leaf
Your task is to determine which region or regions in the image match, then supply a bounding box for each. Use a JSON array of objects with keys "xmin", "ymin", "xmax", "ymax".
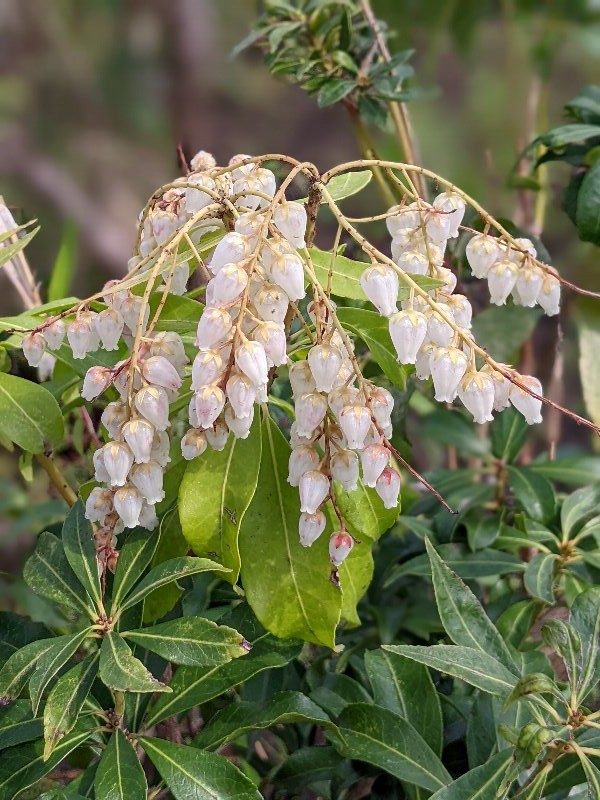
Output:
[
  {"xmin": 95, "ymin": 729, "xmax": 147, "ymax": 800},
  {"xmin": 29, "ymin": 628, "xmax": 93, "ymax": 715},
  {"xmin": 150, "ymin": 293, "xmax": 203, "ymax": 335},
  {"xmin": 571, "ymin": 588, "xmax": 600, "ymax": 700},
  {"xmin": 523, "ymin": 553, "xmax": 558, "ymax": 604},
  {"xmin": 577, "ymin": 301, "xmax": 600, "ymax": 425},
  {"xmin": 323, "ymin": 170, "xmax": 372, "ymax": 202},
  {"xmin": 140, "ymin": 737, "xmax": 262, "ymax": 800},
  {"xmin": 541, "ymin": 619, "xmax": 581, "ymax": 689},
  {"xmin": 0, "ymin": 701, "xmax": 42, "ymax": 750},
  {"xmin": 0, "ymin": 373, "xmax": 64, "ymax": 453},
  {"xmin": 490, "ymin": 407, "xmax": 529, "ymax": 463},
  {"xmin": 338, "ymin": 537, "xmax": 374, "ymax": 627},
  {"xmin": 99, "ymin": 631, "xmax": 171, "ymax": 694},
  {"xmin": 429, "ymin": 749, "xmax": 513, "ymax": 800},
  {"xmin": 0, "ymin": 639, "xmax": 56, "ymax": 703},
  {"xmin": 576, "ymin": 160, "xmax": 600, "ymax": 244},
  {"xmin": 61, "ymin": 500, "xmax": 102, "ymax": 612},
  {"xmin": 562, "ymin": 485, "xmax": 600, "ymax": 540},
  {"xmin": 179, "ymin": 414, "xmax": 262, "ymax": 584},
  {"xmin": 334, "ymin": 477, "xmax": 398, "ymax": 542},
  {"xmin": 337, "ymin": 307, "xmax": 408, "ymax": 388},
  {"xmin": 471, "ymin": 305, "xmax": 542, "ymax": 363},
  {"xmin": 110, "ymin": 527, "xmax": 160, "ymax": 614},
  {"xmin": 496, "ymin": 600, "xmax": 540, "ymax": 649},
  {"xmin": 388, "ymin": 544, "xmax": 525, "ymax": 581},
  {"xmin": 508, "ymin": 466, "xmax": 556, "ymax": 523},
  {"xmin": 141, "ymin": 509, "xmax": 189, "ymax": 624}
]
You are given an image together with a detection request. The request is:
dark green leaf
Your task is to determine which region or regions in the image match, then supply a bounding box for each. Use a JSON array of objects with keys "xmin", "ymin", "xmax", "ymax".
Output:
[
  {"xmin": 0, "ymin": 701, "xmax": 42, "ymax": 750},
  {"xmin": 61, "ymin": 500, "xmax": 102, "ymax": 613},
  {"xmin": 110, "ymin": 528, "xmax": 160, "ymax": 615},
  {"xmin": 95, "ymin": 729, "xmax": 147, "ymax": 800},
  {"xmin": 571, "ymin": 588, "xmax": 600, "ymax": 700},
  {"xmin": 0, "ymin": 639, "xmax": 57, "ymax": 704},
  {"xmin": 0, "ymin": 373, "xmax": 64, "ymax": 454},
  {"xmin": 541, "ymin": 619, "xmax": 581, "ymax": 689},
  {"xmin": 491, "ymin": 407, "xmax": 529, "ymax": 463},
  {"xmin": 29, "ymin": 628, "xmax": 93, "ymax": 716},
  {"xmin": 99, "ymin": 631, "xmax": 171, "ymax": 694},
  {"xmin": 529, "ymin": 457, "xmax": 600, "ymax": 486},
  {"xmin": 523, "ymin": 553, "xmax": 558, "ymax": 604},
  {"xmin": 508, "ymin": 466, "xmax": 556, "ymax": 523},
  {"xmin": 337, "ymin": 307, "xmax": 408, "ymax": 388},
  {"xmin": 0, "ymin": 611, "xmax": 49, "ymax": 664},
  {"xmin": 562, "ymin": 485, "xmax": 600, "ymax": 539},
  {"xmin": 43, "ymin": 652, "xmax": 98, "ymax": 759},
  {"xmin": 471, "ymin": 305, "xmax": 542, "ymax": 363},
  {"xmin": 317, "ymin": 79, "xmax": 356, "ymax": 106},
  {"xmin": 429, "ymin": 749, "xmax": 513, "ymax": 800},
  {"xmin": 388, "ymin": 544, "xmax": 525, "ymax": 581},
  {"xmin": 496, "ymin": 600, "xmax": 540, "ymax": 649},
  {"xmin": 141, "ymin": 509, "xmax": 189, "ymax": 624},
  {"xmin": 272, "ymin": 746, "xmax": 346, "ymax": 790},
  {"xmin": 48, "ymin": 222, "xmax": 77, "ymax": 302},
  {"xmin": 577, "ymin": 161, "xmax": 600, "ymax": 244},
  {"xmin": 535, "ymin": 123, "xmax": 600, "ymax": 148},
  {"xmin": 150, "ymin": 293, "xmax": 203, "ymax": 335},
  {"xmin": 334, "ymin": 477, "xmax": 398, "ymax": 542}
]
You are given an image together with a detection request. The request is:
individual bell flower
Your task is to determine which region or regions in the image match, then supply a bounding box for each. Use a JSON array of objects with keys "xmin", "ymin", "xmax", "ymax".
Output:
[
  {"xmin": 101, "ymin": 401, "xmax": 128, "ymax": 438},
  {"xmin": 122, "ymin": 418, "xmax": 155, "ymax": 463},
  {"xmin": 102, "ymin": 441, "xmax": 134, "ymax": 487},
  {"xmin": 289, "ymin": 360, "xmax": 316, "ymax": 397},
  {"xmin": 508, "ymin": 237, "xmax": 537, "ymax": 266},
  {"xmin": 226, "ymin": 372, "xmax": 257, "ymax": 418},
  {"xmin": 329, "ymin": 531, "xmax": 354, "ymax": 567},
  {"xmin": 295, "ymin": 392, "xmax": 328, "ymax": 438},
  {"xmin": 425, "ymin": 211, "xmax": 452, "ymax": 245},
  {"xmin": 481, "ymin": 364, "xmax": 511, "ymax": 411},
  {"xmin": 137, "ymin": 501, "xmax": 158, "ymax": 531},
  {"xmin": 22, "ymin": 331, "xmax": 46, "ymax": 367},
  {"xmin": 253, "ymin": 322, "xmax": 287, "ymax": 367},
  {"xmin": 93, "ymin": 448, "xmax": 110, "ymax": 483},
  {"xmin": 43, "ymin": 318, "xmax": 66, "ymax": 350},
  {"xmin": 288, "ymin": 445, "xmax": 320, "ymax": 487},
  {"xmin": 386, "ymin": 203, "xmax": 422, "ymax": 236},
  {"xmin": 389, "ymin": 309, "xmax": 427, "ymax": 364},
  {"xmin": 207, "ymin": 263, "xmax": 248, "ymax": 306},
  {"xmin": 185, "ymin": 173, "xmax": 216, "ymax": 214},
  {"xmin": 195, "ymin": 384, "xmax": 226, "ymax": 429},
  {"xmin": 339, "ymin": 404, "xmax": 371, "ymax": 450},
  {"xmin": 432, "ymin": 191, "xmax": 466, "ymax": 238},
  {"xmin": 192, "ymin": 349, "xmax": 224, "ymax": 390},
  {"xmin": 391, "ymin": 230, "xmax": 418, "ymax": 261},
  {"xmin": 436, "ymin": 266, "xmax": 457, "ymax": 294},
  {"xmin": 151, "ymin": 429, "xmax": 171, "ymax": 468},
  {"xmin": 415, "ymin": 342, "xmax": 435, "ymax": 380},
  {"xmin": 67, "ymin": 314, "xmax": 99, "ymax": 359},
  {"xmin": 361, "ymin": 444, "xmax": 390, "ymax": 488},
  {"xmin": 206, "ymin": 419, "xmax": 229, "ymax": 451},
  {"xmin": 233, "ymin": 168, "xmax": 276, "ymax": 210},
  {"xmin": 113, "ymin": 484, "xmax": 143, "ymax": 528},
  {"xmin": 169, "ymin": 262, "xmax": 190, "ymax": 296},
  {"xmin": 95, "ymin": 307, "xmax": 124, "ymax": 351},
  {"xmin": 509, "ymin": 375, "xmax": 543, "ymax": 424},
  {"xmin": 81, "ymin": 366, "xmax": 112, "ymax": 401},
  {"xmin": 181, "ymin": 428, "xmax": 208, "ymax": 460},
  {"xmin": 268, "ymin": 251, "xmax": 305, "ymax": 301},
  {"xmin": 234, "ymin": 210, "xmax": 262, "ymax": 246},
  {"xmin": 538, "ymin": 274, "xmax": 561, "ymax": 316},
  {"xmin": 360, "ymin": 264, "xmax": 399, "ymax": 316},
  {"xmin": 447, "ymin": 294, "xmax": 472, "ymax": 329},
  {"xmin": 141, "ymin": 355, "xmax": 183, "ymax": 391},
  {"xmin": 514, "ymin": 265, "xmax": 543, "ymax": 307},
  {"xmin": 289, "ymin": 420, "xmax": 317, "ymax": 447},
  {"xmin": 135, "ymin": 385, "xmax": 170, "ymax": 430},
  {"xmin": 375, "ymin": 467, "xmax": 401, "ymax": 509},
  {"xmin": 299, "ymin": 470, "xmax": 330, "ymax": 514},
  {"xmin": 426, "ymin": 305, "xmax": 455, "ymax": 347},
  {"xmin": 195, "ymin": 307, "xmax": 233, "ymax": 349},
  {"xmin": 120, "ymin": 294, "xmax": 150, "ymax": 334},
  {"xmin": 328, "ymin": 386, "xmax": 360, "ymax": 420},
  {"xmin": 190, "ymin": 149, "xmax": 217, "ymax": 171},
  {"xmin": 130, "ymin": 461, "xmax": 165, "ymax": 504},
  {"xmin": 150, "ymin": 331, "xmax": 188, "ymax": 371},
  {"xmin": 299, "ymin": 511, "xmax": 326, "ymax": 547},
  {"xmin": 465, "ymin": 234, "xmax": 500, "ymax": 278},
  {"xmin": 308, "ymin": 343, "xmax": 343, "ymax": 393},
  {"xmin": 37, "ymin": 352, "xmax": 55, "ymax": 382},
  {"xmin": 85, "ymin": 487, "xmax": 113, "ymax": 524},
  {"xmin": 253, "ymin": 282, "xmax": 289, "ymax": 323},
  {"xmin": 458, "ymin": 371, "xmax": 495, "ymax": 424},
  {"xmin": 331, "ymin": 449, "xmax": 359, "ymax": 492},
  {"xmin": 209, "ymin": 232, "xmax": 252, "ymax": 275},
  {"xmin": 369, "ymin": 387, "xmax": 394, "ymax": 428},
  {"xmin": 235, "ymin": 340, "xmax": 269, "ymax": 386},
  {"xmin": 395, "ymin": 250, "xmax": 429, "ymax": 276},
  {"xmin": 273, "ymin": 201, "xmax": 307, "ymax": 249},
  {"xmin": 430, "ymin": 346, "xmax": 468, "ymax": 402},
  {"xmin": 488, "ymin": 259, "xmax": 518, "ymax": 305},
  {"xmin": 150, "ymin": 208, "xmax": 179, "ymax": 245},
  {"xmin": 225, "ymin": 404, "xmax": 254, "ymax": 439}
]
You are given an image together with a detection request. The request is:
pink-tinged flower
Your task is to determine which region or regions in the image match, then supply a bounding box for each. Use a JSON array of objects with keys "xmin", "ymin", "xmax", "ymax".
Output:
[
  {"xmin": 509, "ymin": 375, "xmax": 543, "ymax": 424},
  {"xmin": 329, "ymin": 531, "xmax": 354, "ymax": 566},
  {"xmin": 465, "ymin": 234, "xmax": 500, "ymax": 278},
  {"xmin": 458, "ymin": 371, "xmax": 495, "ymax": 424},
  {"xmin": 339, "ymin": 405, "xmax": 371, "ymax": 450},
  {"xmin": 388, "ymin": 309, "xmax": 427, "ymax": 364},
  {"xmin": 288, "ymin": 445, "xmax": 320, "ymax": 487},
  {"xmin": 225, "ymin": 404, "xmax": 254, "ymax": 439},
  {"xmin": 23, "ymin": 331, "xmax": 46, "ymax": 367},
  {"xmin": 81, "ymin": 366, "xmax": 112, "ymax": 401},
  {"xmin": 149, "ymin": 331, "xmax": 188, "ymax": 371},
  {"xmin": 295, "ymin": 392, "xmax": 328, "ymax": 438},
  {"xmin": 185, "ymin": 173, "xmax": 216, "ymax": 214},
  {"xmin": 299, "ymin": 470, "xmax": 329, "ymax": 514},
  {"xmin": 102, "ymin": 441, "xmax": 134, "ymax": 487},
  {"xmin": 192, "ymin": 349, "xmax": 224, "ymax": 390},
  {"xmin": 360, "ymin": 264, "xmax": 399, "ymax": 317},
  {"xmin": 235, "ymin": 340, "xmax": 269, "ymax": 386},
  {"xmin": 206, "ymin": 419, "xmax": 229, "ymax": 451},
  {"xmin": 331, "ymin": 449, "xmax": 359, "ymax": 492},
  {"xmin": 209, "ymin": 232, "xmax": 252, "ymax": 275},
  {"xmin": 360, "ymin": 444, "xmax": 390, "ymax": 488},
  {"xmin": 43, "ymin": 319, "xmax": 66, "ymax": 351},
  {"xmin": 207, "ymin": 263, "xmax": 248, "ymax": 306},
  {"xmin": 67, "ymin": 314, "xmax": 99, "ymax": 359},
  {"xmin": 299, "ymin": 511, "xmax": 326, "ymax": 547},
  {"xmin": 151, "ymin": 430, "xmax": 171, "ymax": 467},
  {"xmin": 122, "ymin": 418, "xmax": 155, "ymax": 464},
  {"xmin": 194, "ymin": 384, "xmax": 226, "ymax": 429},
  {"xmin": 226, "ymin": 372, "xmax": 256, "ymax": 419},
  {"xmin": 430, "ymin": 346, "xmax": 468, "ymax": 402},
  {"xmin": 195, "ymin": 307, "xmax": 233, "ymax": 349},
  {"xmin": 369, "ymin": 387, "xmax": 394, "ymax": 428},
  {"xmin": 375, "ymin": 466, "xmax": 401, "ymax": 509},
  {"xmin": 95, "ymin": 307, "xmax": 124, "ymax": 351},
  {"xmin": 253, "ymin": 321, "xmax": 287, "ymax": 367},
  {"xmin": 135, "ymin": 385, "xmax": 170, "ymax": 430},
  {"xmin": 85, "ymin": 487, "xmax": 113, "ymax": 524},
  {"xmin": 120, "ymin": 294, "xmax": 149, "ymax": 333},
  {"xmin": 307, "ymin": 343, "xmax": 343, "ymax": 393},
  {"xmin": 113, "ymin": 484, "xmax": 143, "ymax": 528},
  {"xmin": 141, "ymin": 355, "xmax": 183, "ymax": 391},
  {"xmin": 101, "ymin": 401, "xmax": 128, "ymax": 438},
  {"xmin": 181, "ymin": 428, "xmax": 208, "ymax": 460},
  {"xmin": 130, "ymin": 461, "xmax": 165, "ymax": 504}
]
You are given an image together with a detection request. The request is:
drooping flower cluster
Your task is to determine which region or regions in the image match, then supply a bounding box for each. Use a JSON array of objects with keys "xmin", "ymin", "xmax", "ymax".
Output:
[{"xmin": 360, "ymin": 192, "xmax": 545, "ymax": 426}]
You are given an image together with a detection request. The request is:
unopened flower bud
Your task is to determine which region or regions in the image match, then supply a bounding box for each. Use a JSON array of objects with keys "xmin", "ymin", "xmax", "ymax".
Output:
[
  {"xmin": 295, "ymin": 392, "xmax": 327, "ymax": 438},
  {"xmin": 388, "ymin": 309, "xmax": 427, "ymax": 364},
  {"xmin": 308, "ymin": 343, "xmax": 343, "ymax": 393},
  {"xmin": 209, "ymin": 232, "xmax": 252, "ymax": 275},
  {"xmin": 103, "ymin": 441, "xmax": 134, "ymax": 487},
  {"xmin": 299, "ymin": 511, "xmax": 326, "ymax": 547},
  {"xmin": 95, "ymin": 307, "xmax": 124, "ymax": 351},
  {"xmin": 122, "ymin": 418, "xmax": 155, "ymax": 463},
  {"xmin": 509, "ymin": 376, "xmax": 543, "ymax": 425},
  {"xmin": 81, "ymin": 366, "xmax": 112, "ymax": 401},
  {"xmin": 430, "ymin": 346, "xmax": 468, "ymax": 402},
  {"xmin": 299, "ymin": 470, "xmax": 329, "ymax": 514},
  {"xmin": 395, "ymin": 250, "xmax": 429, "ymax": 276},
  {"xmin": 432, "ymin": 191, "xmax": 465, "ymax": 238},
  {"xmin": 386, "ymin": 203, "xmax": 421, "ymax": 236},
  {"xmin": 207, "ymin": 263, "xmax": 248, "ymax": 306},
  {"xmin": 43, "ymin": 319, "xmax": 66, "ymax": 351},
  {"xmin": 253, "ymin": 321, "xmax": 287, "ymax": 367},
  {"xmin": 130, "ymin": 461, "xmax": 165, "ymax": 504},
  {"xmin": 369, "ymin": 387, "xmax": 394, "ymax": 427},
  {"xmin": 23, "ymin": 331, "xmax": 46, "ymax": 367},
  {"xmin": 120, "ymin": 294, "xmax": 150, "ymax": 334},
  {"xmin": 67, "ymin": 314, "xmax": 99, "ymax": 359},
  {"xmin": 149, "ymin": 331, "xmax": 188, "ymax": 371},
  {"xmin": 139, "ymin": 501, "xmax": 159, "ymax": 531},
  {"xmin": 113, "ymin": 484, "xmax": 143, "ymax": 528},
  {"xmin": 329, "ymin": 531, "xmax": 353, "ymax": 566},
  {"xmin": 375, "ymin": 466, "xmax": 401, "ymax": 509},
  {"xmin": 226, "ymin": 372, "xmax": 256, "ymax": 419},
  {"xmin": 458, "ymin": 371, "xmax": 495, "ymax": 424},
  {"xmin": 135, "ymin": 385, "xmax": 170, "ymax": 430},
  {"xmin": 288, "ymin": 445, "xmax": 319, "ymax": 487},
  {"xmin": 192, "ymin": 349, "xmax": 223, "ymax": 390},
  {"xmin": 361, "ymin": 444, "xmax": 390, "ymax": 488},
  {"xmin": 93, "ymin": 448, "xmax": 110, "ymax": 483},
  {"xmin": 331, "ymin": 449, "xmax": 359, "ymax": 492},
  {"xmin": 195, "ymin": 307, "xmax": 232, "ymax": 349},
  {"xmin": 360, "ymin": 264, "xmax": 398, "ymax": 317},
  {"xmin": 101, "ymin": 402, "xmax": 128, "ymax": 438},
  {"xmin": 142, "ymin": 355, "xmax": 183, "ymax": 391},
  {"xmin": 85, "ymin": 487, "xmax": 113, "ymax": 524},
  {"xmin": 339, "ymin": 405, "xmax": 371, "ymax": 450},
  {"xmin": 181, "ymin": 428, "xmax": 208, "ymax": 460}
]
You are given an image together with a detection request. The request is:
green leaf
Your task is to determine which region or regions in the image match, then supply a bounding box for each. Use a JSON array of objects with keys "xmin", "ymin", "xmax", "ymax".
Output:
[
  {"xmin": 577, "ymin": 302, "xmax": 600, "ymax": 426},
  {"xmin": 110, "ymin": 528, "xmax": 159, "ymax": 615},
  {"xmin": 0, "ymin": 226, "xmax": 39, "ymax": 270},
  {"xmin": 122, "ymin": 617, "xmax": 249, "ymax": 667},
  {"xmin": 0, "ymin": 373, "xmax": 64, "ymax": 454},
  {"xmin": 140, "ymin": 737, "xmax": 262, "ymax": 800},
  {"xmin": 94, "ymin": 729, "xmax": 147, "ymax": 800},
  {"xmin": 576, "ymin": 161, "xmax": 600, "ymax": 244},
  {"xmin": 541, "ymin": 619, "xmax": 581, "ymax": 689},
  {"xmin": 386, "ymin": 644, "xmax": 516, "ymax": 696},
  {"xmin": 328, "ymin": 703, "xmax": 451, "ymax": 792},
  {"xmin": 0, "ymin": 639, "xmax": 56, "ymax": 703},
  {"xmin": 272, "ymin": 746, "xmax": 346, "ymax": 791},
  {"xmin": 425, "ymin": 539, "xmax": 518, "ymax": 673},
  {"xmin": 334, "ymin": 478, "xmax": 398, "ymax": 542},
  {"xmin": 23, "ymin": 532, "xmax": 95, "ymax": 618},
  {"xmin": 578, "ymin": 750, "xmax": 600, "ymax": 797},
  {"xmin": 388, "ymin": 544, "xmax": 525, "ymax": 581},
  {"xmin": 141, "ymin": 509, "xmax": 189, "ymax": 624},
  {"xmin": 491, "ymin": 407, "xmax": 529, "ymax": 463},
  {"xmin": 0, "ymin": 611, "xmax": 49, "ymax": 663},
  {"xmin": 239, "ymin": 414, "xmax": 341, "ymax": 647},
  {"xmin": 116, "ymin": 556, "xmax": 229, "ymax": 615},
  {"xmin": 179, "ymin": 414, "xmax": 262, "ymax": 584},
  {"xmin": 531, "ymin": 457, "xmax": 600, "ymax": 487},
  {"xmin": 61, "ymin": 501, "xmax": 102, "ymax": 613},
  {"xmin": 471, "ymin": 305, "xmax": 542, "ymax": 363},
  {"xmin": 150, "ymin": 293, "xmax": 203, "ymax": 335},
  {"xmin": 496, "ymin": 600, "xmax": 540, "ymax": 649},
  {"xmin": 508, "ymin": 466, "xmax": 556, "ymax": 523},
  {"xmin": 562, "ymin": 485, "xmax": 600, "ymax": 540},
  {"xmin": 323, "ymin": 170, "xmax": 372, "ymax": 202},
  {"xmin": 43, "ymin": 652, "xmax": 98, "ymax": 759},
  {"xmin": 337, "ymin": 307, "xmax": 408, "ymax": 388},
  {"xmin": 99, "ymin": 631, "xmax": 171, "ymax": 694},
  {"xmin": 535, "ymin": 123, "xmax": 600, "ymax": 148},
  {"xmin": 523, "ymin": 553, "xmax": 558, "ymax": 604},
  {"xmin": 364, "ymin": 649, "xmax": 443, "ymax": 755},
  {"xmin": 194, "ymin": 690, "xmax": 331, "ymax": 750},
  {"xmin": 571, "ymin": 588, "xmax": 600, "ymax": 700},
  {"xmin": 338, "ymin": 538, "xmax": 373, "ymax": 627},
  {"xmin": 317, "ymin": 78, "xmax": 356, "ymax": 107},
  {"xmin": 0, "ymin": 701, "xmax": 42, "ymax": 750},
  {"xmin": 429, "ymin": 749, "xmax": 513, "ymax": 800},
  {"xmin": 29, "ymin": 628, "xmax": 93, "ymax": 716},
  {"xmin": 48, "ymin": 222, "xmax": 77, "ymax": 302}
]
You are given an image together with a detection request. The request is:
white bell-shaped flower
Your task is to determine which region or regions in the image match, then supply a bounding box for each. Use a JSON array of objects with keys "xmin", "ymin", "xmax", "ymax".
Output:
[
  {"xmin": 43, "ymin": 319, "xmax": 66, "ymax": 351},
  {"xmin": 253, "ymin": 282, "xmax": 289, "ymax": 323},
  {"xmin": 360, "ymin": 444, "xmax": 390, "ymax": 488},
  {"xmin": 514, "ymin": 265, "xmax": 543, "ymax": 307},
  {"xmin": 508, "ymin": 238, "xmax": 537, "ymax": 266},
  {"xmin": 150, "ymin": 208, "xmax": 178, "ymax": 245},
  {"xmin": 331, "ymin": 449, "xmax": 359, "ymax": 492},
  {"xmin": 150, "ymin": 332, "xmax": 188, "ymax": 371},
  {"xmin": 538, "ymin": 274, "xmax": 561, "ymax": 316},
  {"xmin": 181, "ymin": 428, "xmax": 208, "ymax": 460},
  {"xmin": 195, "ymin": 384, "xmax": 226, "ymax": 429},
  {"xmin": 388, "ymin": 309, "xmax": 427, "ymax": 364},
  {"xmin": 289, "ymin": 360, "xmax": 316, "ymax": 396},
  {"xmin": 190, "ymin": 150, "xmax": 217, "ymax": 171},
  {"xmin": 206, "ymin": 419, "xmax": 229, "ymax": 451},
  {"xmin": 425, "ymin": 211, "xmax": 452, "ymax": 245},
  {"xmin": 273, "ymin": 201, "xmax": 307, "ymax": 249},
  {"xmin": 391, "ymin": 231, "xmax": 417, "ymax": 261},
  {"xmin": 139, "ymin": 501, "xmax": 159, "ymax": 531},
  {"xmin": 288, "ymin": 445, "xmax": 320, "ymax": 487},
  {"xmin": 151, "ymin": 430, "xmax": 171, "ymax": 467},
  {"xmin": 93, "ymin": 448, "xmax": 110, "ymax": 483},
  {"xmin": 23, "ymin": 331, "xmax": 46, "ymax": 367},
  {"xmin": 195, "ymin": 308, "xmax": 232, "ymax": 349},
  {"xmin": 436, "ymin": 267, "xmax": 457, "ymax": 294},
  {"xmin": 114, "ymin": 484, "xmax": 143, "ymax": 528},
  {"xmin": 67, "ymin": 314, "xmax": 99, "ymax": 359},
  {"xmin": 234, "ymin": 210, "xmax": 262, "ymax": 246},
  {"xmin": 101, "ymin": 402, "xmax": 128, "ymax": 438},
  {"xmin": 430, "ymin": 346, "xmax": 468, "ymax": 402},
  {"xmin": 207, "ymin": 263, "xmax": 248, "ymax": 306},
  {"xmin": 169, "ymin": 262, "xmax": 190, "ymax": 296},
  {"xmin": 299, "ymin": 470, "xmax": 329, "ymax": 514},
  {"xmin": 509, "ymin": 375, "xmax": 543, "ymax": 424},
  {"xmin": 386, "ymin": 203, "xmax": 422, "ymax": 236},
  {"xmin": 188, "ymin": 396, "xmax": 200, "ymax": 427},
  {"xmin": 141, "ymin": 356, "xmax": 182, "ymax": 391},
  {"xmin": 103, "ymin": 441, "xmax": 134, "ymax": 487},
  {"xmin": 81, "ymin": 366, "xmax": 112, "ymax": 401},
  {"xmin": 375, "ymin": 467, "xmax": 401, "ymax": 509},
  {"xmin": 234, "ymin": 168, "xmax": 276, "ymax": 210},
  {"xmin": 481, "ymin": 364, "xmax": 511, "ymax": 411},
  {"xmin": 253, "ymin": 322, "xmax": 287, "ymax": 367},
  {"xmin": 225, "ymin": 404, "xmax": 254, "ymax": 439},
  {"xmin": 458, "ymin": 371, "xmax": 495, "ymax": 424},
  {"xmin": 395, "ymin": 250, "xmax": 429, "ymax": 276},
  {"xmin": 209, "ymin": 232, "xmax": 251, "ymax": 275},
  {"xmin": 465, "ymin": 234, "xmax": 500, "ymax": 278},
  {"xmin": 135, "ymin": 385, "xmax": 170, "ymax": 430},
  {"xmin": 369, "ymin": 387, "xmax": 394, "ymax": 427},
  {"xmin": 268, "ymin": 251, "xmax": 305, "ymax": 301},
  {"xmin": 295, "ymin": 392, "xmax": 328, "ymax": 438},
  {"xmin": 339, "ymin": 404, "xmax": 371, "ymax": 450},
  {"xmin": 308, "ymin": 343, "xmax": 343, "ymax": 393},
  {"xmin": 235, "ymin": 340, "xmax": 269, "ymax": 386},
  {"xmin": 185, "ymin": 174, "xmax": 216, "ymax": 214},
  {"xmin": 289, "ymin": 420, "xmax": 316, "ymax": 447},
  {"xmin": 361, "ymin": 265, "xmax": 399, "ymax": 316},
  {"xmin": 95, "ymin": 307, "xmax": 124, "ymax": 351},
  {"xmin": 85, "ymin": 487, "xmax": 113, "ymax": 524},
  {"xmin": 226, "ymin": 372, "xmax": 256, "ymax": 419},
  {"xmin": 122, "ymin": 418, "xmax": 155, "ymax": 463},
  {"xmin": 299, "ymin": 511, "xmax": 326, "ymax": 547},
  {"xmin": 130, "ymin": 461, "xmax": 165, "ymax": 504},
  {"xmin": 488, "ymin": 259, "xmax": 518, "ymax": 305},
  {"xmin": 415, "ymin": 342, "xmax": 435, "ymax": 380},
  {"xmin": 433, "ymin": 191, "xmax": 465, "ymax": 238},
  {"xmin": 328, "ymin": 386, "xmax": 360, "ymax": 420},
  {"xmin": 427, "ymin": 305, "xmax": 455, "ymax": 347},
  {"xmin": 120, "ymin": 295, "xmax": 149, "ymax": 334},
  {"xmin": 329, "ymin": 531, "xmax": 354, "ymax": 567},
  {"xmin": 192, "ymin": 349, "xmax": 224, "ymax": 390}
]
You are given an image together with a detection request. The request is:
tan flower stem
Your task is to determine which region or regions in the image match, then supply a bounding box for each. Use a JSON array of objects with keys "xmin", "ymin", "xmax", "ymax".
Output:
[{"xmin": 35, "ymin": 453, "xmax": 77, "ymax": 506}]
